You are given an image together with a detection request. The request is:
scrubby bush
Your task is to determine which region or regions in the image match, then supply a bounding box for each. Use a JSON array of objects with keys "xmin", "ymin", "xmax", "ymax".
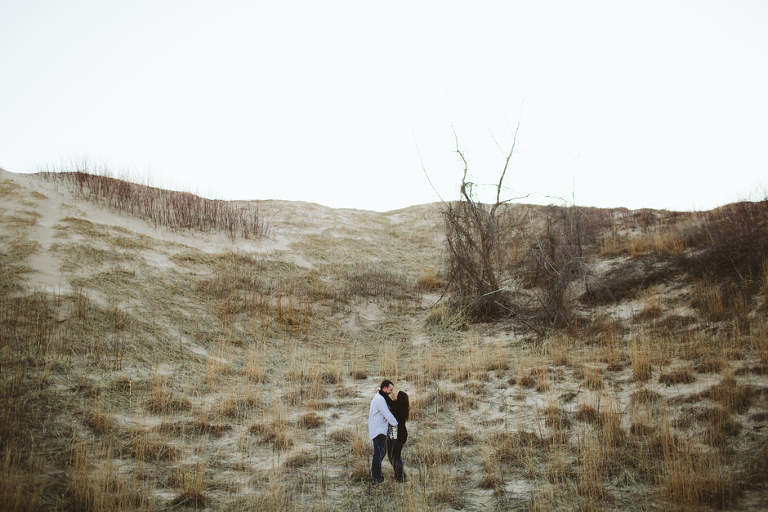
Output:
[{"xmin": 687, "ymin": 200, "xmax": 768, "ymax": 287}]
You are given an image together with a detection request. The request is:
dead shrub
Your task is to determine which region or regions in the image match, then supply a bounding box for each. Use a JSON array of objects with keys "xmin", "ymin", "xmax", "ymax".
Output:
[
  {"xmin": 659, "ymin": 366, "xmax": 695, "ymax": 385},
  {"xmin": 746, "ymin": 440, "xmax": 768, "ymax": 487},
  {"xmin": 488, "ymin": 430, "xmax": 552, "ymax": 469},
  {"xmin": 631, "ymin": 389, "xmax": 663, "ymax": 406},
  {"xmin": 329, "ymin": 429, "xmax": 353, "ymax": 444},
  {"xmin": 168, "ymin": 465, "xmax": 208, "ymax": 508},
  {"xmin": 442, "ymin": 191, "xmax": 514, "ymax": 321},
  {"xmin": 629, "ymin": 423, "xmax": 656, "ymax": 437},
  {"xmin": 576, "ymin": 404, "xmax": 605, "ymax": 426},
  {"xmin": 632, "ymin": 349, "xmax": 653, "ymax": 382},
  {"xmin": 699, "ymin": 376, "xmax": 755, "ymax": 414},
  {"xmin": 143, "ymin": 395, "xmax": 192, "ymax": 415},
  {"xmin": 157, "ymin": 420, "xmax": 232, "ymax": 438},
  {"xmin": 216, "ymin": 395, "xmax": 263, "ymax": 419},
  {"xmin": 128, "ymin": 435, "xmax": 181, "ymax": 463},
  {"xmin": 170, "ymin": 490, "xmax": 207, "ymax": 508},
  {"xmin": 417, "ymin": 267, "xmax": 446, "ymax": 292},
  {"xmin": 478, "ymin": 470, "xmax": 503, "ymax": 490},
  {"xmin": 430, "ymin": 467, "xmax": 462, "ymax": 507},
  {"xmin": 683, "ymin": 199, "xmax": 768, "ymax": 324},
  {"xmin": 662, "ymin": 450, "xmax": 743, "ymax": 510},
  {"xmin": 520, "ymin": 206, "xmax": 589, "ymax": 328},
  {"xmin": 517, "ymin": 366, "xmax": 549, "ymax": 391},
  {"xmin": 686, "ymin": 200, "xmax": 768, "ymax": 285},
  {"xmin": 413, "ymin": 389, "xmax": 476, "ymax": 417},
  {"xmin": 517, "ymin": 372, "xmax": 537, "ymax": 389},
  {"xmin": 249, "ymin": 422, "xmax": 294, "ymax": 450},
  {"xmin": 635, "ymin": 304, "xmax": 664, "ymax": 322},
  {"xmin": 440, "ymin": 389, "xmax": 478, "ymax": 410},
  {"xmin": 544, "ymin": 406, "xmax": 572, "ymax": 431},
  {"xmin": 453, "ymin": 424, "xmax": 475, "ymax": 446},
  {"xmin": 344, "ymin": 263, "xmax": 418, "ymax": 303},
  {"xmin": 583, "ymin": 368, "xmax": 604, "ymax": 391},
  {"xmin": 412, "ymin": 434, "xmax": 452, "ymax": 466},
  {"xmin": 695, "ymin": 358, "xmax": 726, "ymax": 374},
  {"xmin": 691, "ymin": 277, "xmax": 750, "ymax": 323},
  {"xmin": 85, "ymin": 408, "xmax": 114, "ymax": 436},
  {"xmin": 697, "ymin": 407, "xmax": 741, "ymax": 445},
  {"xmin": 581, "ymin": 258, "xmax": 676, "ymax": 306},
  {"xmin": 284, "ymin": 451, "xmax": 314, "ymax": 468},
  {"xmin": 645, "ymin": 428, "xmax": 682, "ymax": 461},
  {"xmin": 297, "ymin": 412, "xmax": 324, "ymax": 429}
]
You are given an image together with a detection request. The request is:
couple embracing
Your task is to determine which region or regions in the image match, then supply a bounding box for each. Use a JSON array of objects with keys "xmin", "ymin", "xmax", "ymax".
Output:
[{"xmin": 368, "ymin": 379, "xmax": 409, "ymax": 483}]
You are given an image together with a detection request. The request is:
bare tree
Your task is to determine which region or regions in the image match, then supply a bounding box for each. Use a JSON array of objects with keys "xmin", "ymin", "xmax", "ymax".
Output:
[
  {"xmin": 429, "ymin": 124, "xmax": 587, "ymax": 328},
  {"xmin": 442, "ymin": 124, "xmax": 521, "ymax": 320}
]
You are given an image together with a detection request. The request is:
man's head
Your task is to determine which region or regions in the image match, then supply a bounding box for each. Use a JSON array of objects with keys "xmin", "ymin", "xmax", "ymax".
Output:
[{"xmin": 380, "ymin": 379, "xmax": 394, "ymax": 394}]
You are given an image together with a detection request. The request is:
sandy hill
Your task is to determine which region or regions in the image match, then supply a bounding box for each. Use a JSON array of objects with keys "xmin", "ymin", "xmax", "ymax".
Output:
[{"xmin": 1, "ymin": 169, "xmax": 767, "ymax": 511}]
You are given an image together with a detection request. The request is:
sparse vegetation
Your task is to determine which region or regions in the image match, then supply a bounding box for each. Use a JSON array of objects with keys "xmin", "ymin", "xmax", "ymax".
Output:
[
  {"xmin": 0, "ymin": 169, "xmax": 766, "ymax": 510},
  {"xmin": 40, "ymin": 162, "xmax": 269, "ymax": 239}
]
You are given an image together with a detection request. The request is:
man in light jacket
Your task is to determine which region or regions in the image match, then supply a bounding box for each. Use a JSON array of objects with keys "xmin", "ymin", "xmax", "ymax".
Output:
[{"xmin": 368, "ymin": 379, "xmax": 398, "ymax": 483}]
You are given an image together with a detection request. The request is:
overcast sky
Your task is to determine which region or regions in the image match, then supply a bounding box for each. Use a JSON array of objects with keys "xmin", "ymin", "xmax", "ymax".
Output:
[{"xmin": 1, "ymin": 1, "xmax": 766, "ymax": 212}]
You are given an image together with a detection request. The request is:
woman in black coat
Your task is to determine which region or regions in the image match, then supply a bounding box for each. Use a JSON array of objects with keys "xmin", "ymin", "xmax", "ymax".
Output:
[{"xmin": 386, "ymin": 390, "xmax": 409, "ymax": 482}]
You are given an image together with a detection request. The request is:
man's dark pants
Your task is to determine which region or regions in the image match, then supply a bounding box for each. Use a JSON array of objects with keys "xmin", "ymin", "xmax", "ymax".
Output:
[{"xmin": 371, "ymin": 434, "xmax": 387, "ymax": 482}]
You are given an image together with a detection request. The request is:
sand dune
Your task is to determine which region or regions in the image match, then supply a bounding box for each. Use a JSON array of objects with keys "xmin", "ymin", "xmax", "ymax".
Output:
[{"xmin": 1, "ymin": 169, "xmax": 767, "ymax": 511}]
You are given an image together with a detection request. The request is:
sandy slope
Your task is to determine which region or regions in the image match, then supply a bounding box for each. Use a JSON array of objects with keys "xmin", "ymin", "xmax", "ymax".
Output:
[
  {"xmin": 2, "ymin": 169, "xmax": 767, "ymax": 511},
  {"xmin": 1, "ymin": 169, "xmax": 443, "ymax": 289}
]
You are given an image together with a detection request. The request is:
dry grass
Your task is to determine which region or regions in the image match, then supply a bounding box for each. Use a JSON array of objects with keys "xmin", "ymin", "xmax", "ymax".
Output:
[
  {"xmin": 699, "ymin": 374, "xmax": 755, "ymax": 414},
  {"xmin": 600, "ymin": 214, "xmax": 693, "ymax": 259},
  {"xmin": 417, "ymin": 266, "xmax": 446, "ymax": 292},
  {"xmin": 632, "ymin": 344, "xmax": 653, "ymax": 382},
  {"xmin": 658, "ymin": 365, "xmax": 695, "ymax": 385},
  {"xmin": 662, "ymin": 449, "xmax": 743, "ymax": 509},
  {"xmin": 0, "ymin": 172, "xmax": 767, "ymax": 510}
]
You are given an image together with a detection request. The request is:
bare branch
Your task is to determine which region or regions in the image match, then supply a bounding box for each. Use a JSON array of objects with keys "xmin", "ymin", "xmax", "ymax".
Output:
[
  {"xmin": 492, "ymin": 118, "xmax": 520, "ymax": 215},
  {"xmin": 413, "ymin": 131, "xmax": 446, "ymax": 204},
  {"xmin": 452, "ymin": 123, "xmax": 472, "ymax": 203},
  {"xmin": 438, "ymin": 118, "xmax": 587, "ymax": 328}
]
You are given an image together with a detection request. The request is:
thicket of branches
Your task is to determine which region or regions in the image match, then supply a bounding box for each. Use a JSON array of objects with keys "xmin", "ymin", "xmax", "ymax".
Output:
[
  {"xmin": 439, "ymin": 127, "xmax": 588, "ymax": 328},
  {"xmin": 442, "ymin": 135, "xmax": 516, "ymax": 320},
  {"xmin": 520, "ymin": 206, "xmax": 589, "ymax": 327},
  {"xmin": 688, "ymin": 199, "xmax": 768, "ymax": 286}
]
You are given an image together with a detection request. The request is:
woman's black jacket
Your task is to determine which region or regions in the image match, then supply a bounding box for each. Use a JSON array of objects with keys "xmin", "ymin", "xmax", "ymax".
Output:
[{"xmin": 381, "ymin": 391, "xmax": 408, "ymax": 443}]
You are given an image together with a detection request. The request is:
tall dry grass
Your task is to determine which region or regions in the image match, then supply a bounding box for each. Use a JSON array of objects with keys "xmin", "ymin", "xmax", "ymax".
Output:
[{"xmin": 1, "ymin": 171, "xmax": 767, "ymax": 510}]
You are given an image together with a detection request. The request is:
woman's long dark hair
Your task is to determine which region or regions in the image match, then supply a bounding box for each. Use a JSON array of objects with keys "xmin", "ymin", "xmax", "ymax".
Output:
[{"xmin": 397, "ymin": 391, "xmax": 409, "ymax": 420}]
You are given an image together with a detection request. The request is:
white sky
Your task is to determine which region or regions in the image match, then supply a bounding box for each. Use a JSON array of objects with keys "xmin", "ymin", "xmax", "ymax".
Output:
[{"xmin": 1, "ymin": 1, "xmax": 766, "ymax": 212}]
